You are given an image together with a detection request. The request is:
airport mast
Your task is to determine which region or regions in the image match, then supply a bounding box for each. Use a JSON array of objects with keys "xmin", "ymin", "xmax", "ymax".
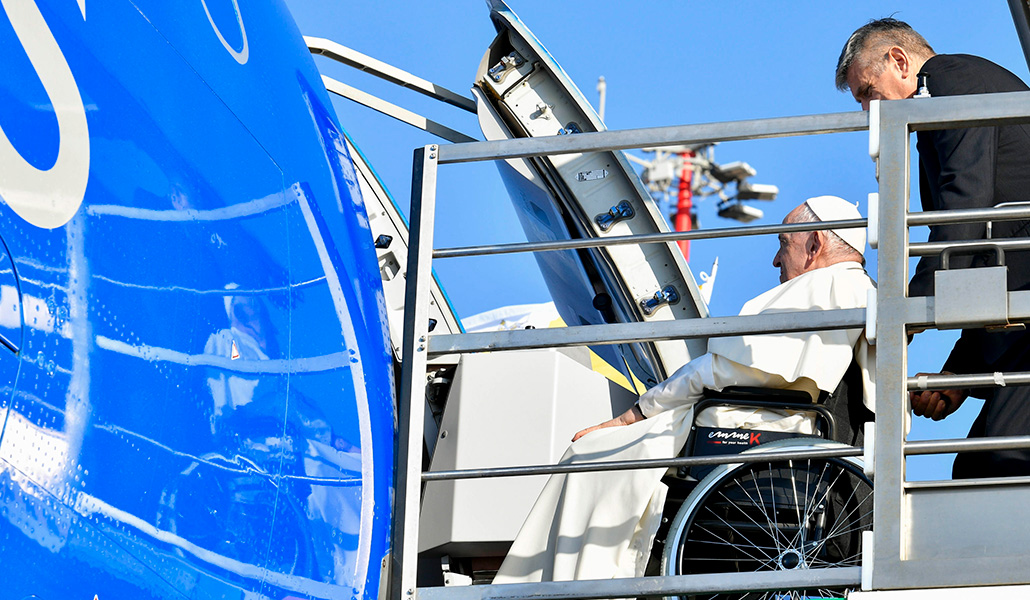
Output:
[{"xmin": 595, "ymin": 77, "xmax": 777, "ymax": 263}]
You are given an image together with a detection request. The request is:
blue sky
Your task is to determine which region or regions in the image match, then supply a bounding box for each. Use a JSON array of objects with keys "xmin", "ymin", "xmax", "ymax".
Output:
[{"xmin": 284, "ymin": 1, "xmax": 1030, "ymax": 479}]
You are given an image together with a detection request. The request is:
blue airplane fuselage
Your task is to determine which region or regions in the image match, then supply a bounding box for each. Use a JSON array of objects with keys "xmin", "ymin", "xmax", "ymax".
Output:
[{"xmin": 0, "ymin": 1, "xmax": 395, "ymax": 598}]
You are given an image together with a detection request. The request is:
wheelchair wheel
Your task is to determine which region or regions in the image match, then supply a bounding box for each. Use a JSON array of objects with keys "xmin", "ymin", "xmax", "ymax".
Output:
[{"xmin": 661, "ymin": 438, "xmax": 872, "ymax": 600}]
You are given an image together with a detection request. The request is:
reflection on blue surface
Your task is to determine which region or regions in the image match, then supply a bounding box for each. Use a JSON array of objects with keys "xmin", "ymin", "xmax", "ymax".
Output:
[{"xmin": 0, "ymin": 1, "xmax": 395, "ymax": 599}]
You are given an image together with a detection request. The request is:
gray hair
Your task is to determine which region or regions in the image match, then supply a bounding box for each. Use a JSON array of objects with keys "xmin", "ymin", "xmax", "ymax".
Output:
[
  {"xmin": 790, "ymin": 203, "xmax": 866, "ymax": 265},
  {"xmin": 835, "ymin": 18, "xmax": 935, "ymax": 91}
]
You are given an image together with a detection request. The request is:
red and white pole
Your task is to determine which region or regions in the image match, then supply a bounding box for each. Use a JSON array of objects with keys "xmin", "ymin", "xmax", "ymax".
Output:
[{"xmin": 673, "ymin": 151, "xmax": 695, "ymax": 261}]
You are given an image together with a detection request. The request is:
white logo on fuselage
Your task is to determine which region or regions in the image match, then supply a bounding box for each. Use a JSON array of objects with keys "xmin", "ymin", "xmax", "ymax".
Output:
[
  {"xmin": 0, "ymin": 0, "xmax": 89, "ymax": 229},
  {"xmin": 201, "ymin": 0, "xmax": 249, "ymax": 65}
]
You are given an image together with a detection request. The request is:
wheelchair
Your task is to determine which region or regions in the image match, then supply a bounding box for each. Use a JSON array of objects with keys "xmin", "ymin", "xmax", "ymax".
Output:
[{"xmin": 652, "ymin": 387, "xmax": 873, "ymax": 600}]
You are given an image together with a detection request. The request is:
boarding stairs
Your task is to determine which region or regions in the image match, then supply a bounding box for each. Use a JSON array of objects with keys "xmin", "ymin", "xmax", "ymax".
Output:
[{"xmin": 307, "ymin": 8, "xmax": 1030, "ymax": 597}]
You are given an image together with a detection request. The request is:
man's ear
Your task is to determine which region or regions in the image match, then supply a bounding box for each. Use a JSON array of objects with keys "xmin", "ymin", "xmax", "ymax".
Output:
[
  {"xmin": 889, "ymin": 46, "xmax": 912, "ymax": 78},
  {"xmin": 806, "ymin": 231, "xmax": 824, "ymax": 261}
]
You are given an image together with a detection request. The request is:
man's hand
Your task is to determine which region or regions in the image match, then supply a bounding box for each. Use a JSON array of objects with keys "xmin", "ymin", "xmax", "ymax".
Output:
[
  {"xmin": 572, "ymin": 405, "xmax": 645, "ymax": 442},
  {"xmin": 909, "ymin": 372, "xmax": 967, "ymax": 421}
]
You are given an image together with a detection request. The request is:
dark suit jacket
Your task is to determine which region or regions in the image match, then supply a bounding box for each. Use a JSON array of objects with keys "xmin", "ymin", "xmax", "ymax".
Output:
[{"xmin": 911, "ymin": 54, "xmax": 1030, "ymax": 386}]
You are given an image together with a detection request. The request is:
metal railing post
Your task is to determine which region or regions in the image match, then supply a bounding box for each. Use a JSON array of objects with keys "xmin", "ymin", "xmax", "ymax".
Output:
[
  {"xmin": 871, "ymin": 99, "xmax": 912, "ymax": 588},
  {"xmin": 392, "ymin": 145, "xmax": 440, "ymax": 600}
]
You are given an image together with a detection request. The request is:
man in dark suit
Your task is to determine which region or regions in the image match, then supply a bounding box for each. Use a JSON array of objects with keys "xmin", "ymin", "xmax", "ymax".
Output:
[{"xmin": 836, "ymin": 18, "xmax": 1030, "ymax": 478}]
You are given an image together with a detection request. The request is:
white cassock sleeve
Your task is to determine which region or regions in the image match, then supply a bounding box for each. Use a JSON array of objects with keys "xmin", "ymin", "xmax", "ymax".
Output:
[
  {"xmin": 639, "ymin": 261, "xmax": 876, "ymax": 416},
  {"xmin": 636, "ymin": 353, "xmax": 814, "ymax": 418}
]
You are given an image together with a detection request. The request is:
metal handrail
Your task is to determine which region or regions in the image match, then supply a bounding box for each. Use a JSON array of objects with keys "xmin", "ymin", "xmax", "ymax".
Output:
[
  {"xmin": 427, "ymin": 307, "xmax": 865, "ymax": 356},
  {"xmin": 423, "ymin": 445, "xmax": 864, "ymax": 481},
  {"xmin": 909, "ymin": 371, "xmax": 1030, "ymax": 391},
  {"xmin": 889, "ymin": 89, "xmax": 1030, "ymax": 131},
  {"xmin": 417, "ymin": 568, "xmax": 861, "ymax": 600},
  {"xmin": 907, "ymin": 204, "xmax": 1030, "ymax": 226},
  {"xmin": 321, "ymin": 75, "xmax": 477, "ymax": 144},
  {"xmin": 433, "ymin": 217, "xmax": 866, "ymax": 258},
  {"xmin": 420, "ymin": 435, "xmax": 1030, "ymax": 482},
  {"xmin": 306, "ymin": 37, "xmax": 480, "ymax": 143},
  {"xmin": 905, "ymin": 435, "xmax": 1030, "ymax": 457},
  {"xmin": 434, "ymin": 205, "xmax": 1030, "ymax": 260},
  {"xmin": 911, "ymin": 237, "xmax": 1030, "ymax": 256},
  {"xmin": 306, "ymin": 36, "xmax": 477, "ymax": 112},
  {"xmin": 436, "ymin": 110, "xmax": 868, "ymax": 163}
]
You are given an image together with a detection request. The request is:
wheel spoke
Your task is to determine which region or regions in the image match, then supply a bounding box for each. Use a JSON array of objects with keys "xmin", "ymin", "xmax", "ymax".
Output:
[
  {"xmin": 788, "ymin": 460, "xmax": 831, "ymax": 560},
  {"xmin": 804, "ymin": 470, "xmax": 872, "ymax": 561},
  {"xmin": 769, "ymin": 460, "xmax": 814, "ymax": 554},
  {"xmin": 787, "ymin": 459, "xmax": 805, "ymax": 552},
  {"xmin": 789, "ymin": 459, "xmax": 802, "ymax": 531},
  {"xmin": 795, "ymin": 461, "xmax": 835, "ymax": 552},
  {"xmin": 808, "ymin": 550, "xmax": 863, "ymax": 567},
  {"xmin": 752, "ymin": 464, "xmax": 793, "ymax": 551},
  {"xmin": 678, "ymin": 553, "xmax": 784, "ymax": 562},
  {"xmin": 734, "ymin": 469, "xmax": 791, "ymax": 550},
  {"xmin": 811, "ymin": 491, "xmax": 873, "ymax": 552},
  {"xmin": 782, "ymin": 461, "xmax": 824, "ymax": 555},
  {"xmin": 807, "ymin": 515, "xmax": 874, "ymax": 560},
  {"xmin": 767, "ymin": 465, "xmax": 782, "ymax": 554},
  {"xmin": 694, "ymin": 509, "xmax": 780, "ymax": 566},
  {"xmin": 715, "ymin": 487, "xmax": 791, "ymax": 551},
  {"xmin": 692, "ymin": 521, "xmax": 778, "ymax": 567},
  {"xmin": 687, "ymin": 537, "xmax": 781, "ymax": 551}
]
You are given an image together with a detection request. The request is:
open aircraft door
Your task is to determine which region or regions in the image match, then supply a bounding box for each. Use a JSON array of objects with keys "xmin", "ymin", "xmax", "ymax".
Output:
[{"xmin": 473, "ymin": 0, "xmax": 708, "ymax": 391}]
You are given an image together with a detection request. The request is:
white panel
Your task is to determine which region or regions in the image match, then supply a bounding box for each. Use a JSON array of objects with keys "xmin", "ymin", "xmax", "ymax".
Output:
[
  {"xmin": 906, "ymin": 485, "xmax": 1030, "ymax": 562},
  {"xmin": 419, "ymin": 349, "xmax": 635, "ymax": 553}
]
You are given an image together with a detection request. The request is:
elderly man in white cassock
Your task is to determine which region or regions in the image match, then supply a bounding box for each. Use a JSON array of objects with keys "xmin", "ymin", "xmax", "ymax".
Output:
[{"xmin": 493, "ymin": 196, "xmax": 875, "ymax": 584}]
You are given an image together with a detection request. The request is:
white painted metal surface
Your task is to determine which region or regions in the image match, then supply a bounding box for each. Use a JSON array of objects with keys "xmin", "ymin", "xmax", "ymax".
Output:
[
  {"xmin": 348, "ymin": 134, "xmax": 463, "ymax": 358},
  {"xmin": 419, "ymin": 348, "xmax": 635, "ymax": 555}
]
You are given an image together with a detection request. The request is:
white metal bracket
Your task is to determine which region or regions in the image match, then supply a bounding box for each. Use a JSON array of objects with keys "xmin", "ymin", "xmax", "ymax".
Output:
[
  {"xmin": 865, "ymin": 288, "xmax": 877, "ymax": 345},
  {"xmin": 867, "ymin": 192, "xmax": 879, "ymax": 249},
  {"xmin": 863, "ymin": 420, "xmax": 875, "ymax": 478},
  {"xmin": 868, "ymin": 100, "xmax": 880, "ymax": 160}
]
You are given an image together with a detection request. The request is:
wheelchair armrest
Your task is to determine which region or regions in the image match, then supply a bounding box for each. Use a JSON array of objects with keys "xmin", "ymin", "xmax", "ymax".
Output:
[
  {"xmin": 702, "ymin": 386, "xmax": 815, "ymax": 403},
  {"xmin": 671, "ymin": 388, "xmax": 838, "ymax": 481},
  {"xmin": 696, "ymin": 387, "xmax": 837, "ymax": 444}
]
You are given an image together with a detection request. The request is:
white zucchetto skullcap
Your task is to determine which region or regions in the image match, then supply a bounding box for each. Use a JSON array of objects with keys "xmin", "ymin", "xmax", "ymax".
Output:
[{"xmin": 804, "ymin": 195, "xmax": 866, "ymax": 255}]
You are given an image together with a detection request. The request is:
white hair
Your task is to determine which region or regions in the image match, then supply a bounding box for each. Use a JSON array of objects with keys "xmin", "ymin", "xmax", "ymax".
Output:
[{"xmin": 790, "ymin": 203, "xmax": 865, "ymax": 265}]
